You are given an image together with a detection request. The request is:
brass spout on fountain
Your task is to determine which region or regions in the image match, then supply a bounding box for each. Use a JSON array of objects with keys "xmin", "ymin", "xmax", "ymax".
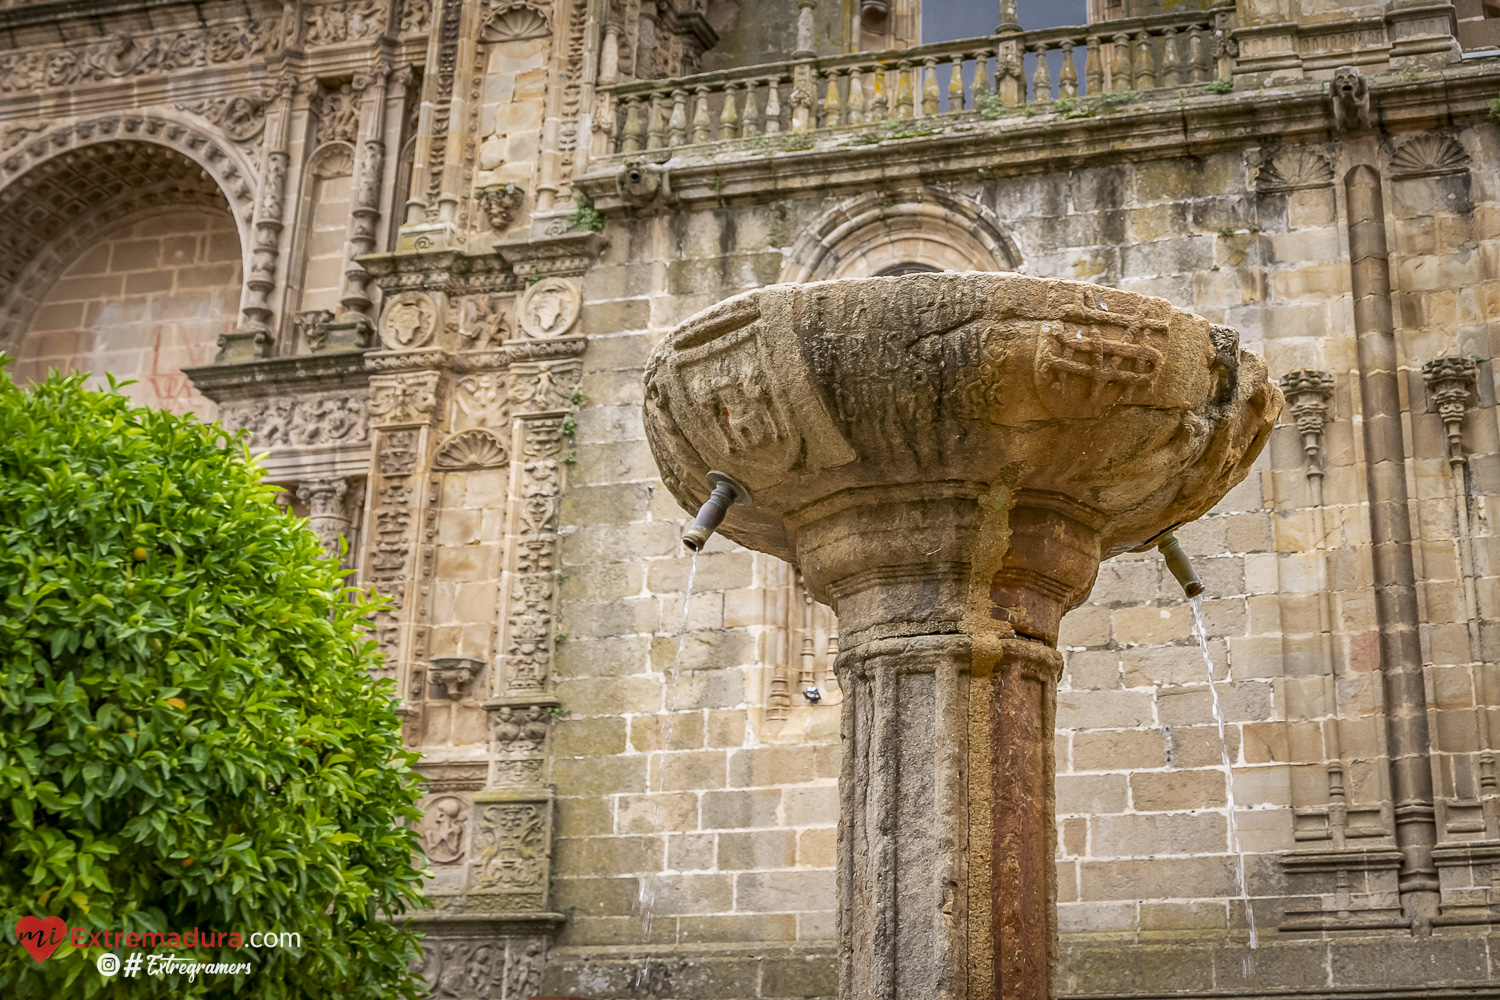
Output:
[
  {"xmin": 682, "ymin": 472, "xmax": 751, "ymax": 553},
  {"xmin": 1156, "ymin": 530, "xmax": 1205, "ymax": 599}
]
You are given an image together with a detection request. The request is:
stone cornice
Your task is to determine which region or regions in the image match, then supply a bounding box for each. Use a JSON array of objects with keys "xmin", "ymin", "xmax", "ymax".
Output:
[
  {"xmin": 578, "ymin": 61, "xmax": 1500, "ymax": 211},
  {"xmin": 184, "ymin": 350, "xmax": 371, "ymax": 403}
]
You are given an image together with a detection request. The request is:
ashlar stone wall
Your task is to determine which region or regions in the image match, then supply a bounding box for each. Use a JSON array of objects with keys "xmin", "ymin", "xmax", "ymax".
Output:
[
  {"xmin": 10, "ymin": 208, "xmax": 242, "ymax": 417},
  {"xmin": 543, "ymin": 113, "xmax": 1500, "ymax": 997}
]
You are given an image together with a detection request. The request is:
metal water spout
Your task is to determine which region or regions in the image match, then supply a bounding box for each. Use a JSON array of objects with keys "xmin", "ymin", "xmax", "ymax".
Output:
[
  {"xmin": 1156, "ymin": 530, "xmax": 1204, "ymax": 598},
  {"xmin": 681, "ymin": 471, "xmax": 751, "ymax": 552}
]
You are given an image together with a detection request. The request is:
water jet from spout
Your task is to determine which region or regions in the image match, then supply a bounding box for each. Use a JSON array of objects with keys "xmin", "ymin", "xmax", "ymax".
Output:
[{"xmin": 682, "ymin": 471, "xmax": 751, "ymax": 552}]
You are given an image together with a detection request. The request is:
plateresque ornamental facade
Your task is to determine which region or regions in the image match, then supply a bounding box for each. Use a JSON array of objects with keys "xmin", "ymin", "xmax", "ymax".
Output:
[{"xmin": 4, "ymin": 0, "xmax": 1500, "ymax": 996}]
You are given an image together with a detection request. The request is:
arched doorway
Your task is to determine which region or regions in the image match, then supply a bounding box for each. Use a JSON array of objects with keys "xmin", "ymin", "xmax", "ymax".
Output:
[{"xmin": 0, "ymin": 125, "xmax": 251, "ymax": 418}]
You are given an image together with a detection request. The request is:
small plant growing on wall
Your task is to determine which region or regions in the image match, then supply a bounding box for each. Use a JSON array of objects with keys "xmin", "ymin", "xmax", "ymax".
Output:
[
  {"xmin": 1203, "ymin": 78, "xmax": 1234, "ymax": 95},
  {"xmin": 0, "ymin": 369, "xmax": 428, "ymax": 999},
  {"xmin": 1491, "ymin": 94, "xmax": 1500, "ymax": 124},
  {"xmin": 567, "ymin": 194, "xmax": 604, "ymax": 233}
]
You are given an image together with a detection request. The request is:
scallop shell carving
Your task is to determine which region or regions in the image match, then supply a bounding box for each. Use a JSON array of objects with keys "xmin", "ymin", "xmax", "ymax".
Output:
[
  {"xmin": 1389, "ymin": 133, "xmax": 1469, "ymax": 180},
  {"xmin": 1255, "ymin": 146, "xmax": 1334, "ymax": 193},
  {"xmin": 433, "ymin": 429, "xmax": 510, "ymax": 470}
]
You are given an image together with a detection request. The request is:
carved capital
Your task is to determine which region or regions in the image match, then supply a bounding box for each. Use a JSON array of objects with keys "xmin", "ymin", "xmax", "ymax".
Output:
[
  {"xmin": 1423, "ymin": 356, "xmax": 1478, "ymax": 461},
  {"xmin": 1279, "ymin": 368, "xmax": 1335, "ymax": 472},
  {"xmin": 297, "ymin": 476, "xmax": 352, "ymax": 557}
]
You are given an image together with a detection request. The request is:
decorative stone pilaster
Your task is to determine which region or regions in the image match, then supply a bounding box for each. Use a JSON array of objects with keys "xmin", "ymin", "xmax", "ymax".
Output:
[
  {"xmin": 1279, "ymin": 369, "xmax": 1336, "ymax": 476},
  {"xmin": 362, "ymin": 358, "xmax": 447, "ymax": 690},
  {"xmin": 1423, "ymin": 356, "xmax": 1477, "ymax": 467},
  {"xmin": 223, "ymin": 72, "xmax": 299, "ymax": 362}
]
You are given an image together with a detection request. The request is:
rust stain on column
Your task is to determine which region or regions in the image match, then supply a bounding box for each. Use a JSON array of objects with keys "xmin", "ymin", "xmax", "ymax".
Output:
[{"xmin": 990, "ymin": 639, "xmax": 1061, "ymax": 1000}]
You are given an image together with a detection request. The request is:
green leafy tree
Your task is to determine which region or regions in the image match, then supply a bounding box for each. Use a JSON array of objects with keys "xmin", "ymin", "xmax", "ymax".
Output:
[{"xmin": 0, "ymin": 370, "xmax": 428, "ymax": 997}]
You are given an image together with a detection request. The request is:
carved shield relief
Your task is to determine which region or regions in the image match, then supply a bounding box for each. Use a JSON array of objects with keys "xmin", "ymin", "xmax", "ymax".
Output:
[{"xmin": 649, "ymin": 289, "xmax": 856, "ymax": 493}]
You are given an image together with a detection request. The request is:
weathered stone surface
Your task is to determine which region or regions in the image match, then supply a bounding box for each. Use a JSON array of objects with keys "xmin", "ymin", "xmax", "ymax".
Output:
[{"xmin": 642, "ymin": 272, "xmax": 1280, "ymax": 1000}]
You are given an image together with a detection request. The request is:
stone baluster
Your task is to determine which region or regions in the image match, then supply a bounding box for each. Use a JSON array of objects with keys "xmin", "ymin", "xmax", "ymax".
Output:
[
  {"xmin": 948, "ymin": 52, "xmax": 966, "ymax": 112},
  {"xmin": 1031, "ymin": 42, "xmax": 1052, "ymax": 106},
  {"xmin": 668, "ymin": 88, "xmax": 689, "ymax": 145},
  {"xmin": 848, "ymin": 67, "xmax": 869, "ymax": 124},
  {"xmin": 1134, "ymin": 31, "xmax": 1157, "ymax": 90},
  {"xmin": 646, "ymin": 91, "xmax": 667, "ymax": 149},
  {"xmin": 1059, "ymin": 40, "xmax": 1079, "ymax": 99},
  {"xmin": 870, "ymin": 67, "xmax": 889, "ymax": 121},
  {"xmin": 1110, "ymin": 32, "xmax": 1132, "ymax": 93},
  {"xmin": 721, "ymin": 83, "xmax": 743, "ymax": 140},
  {"xmin": 1085, "ymin": 36, "xmax": 1104, "ymax": 96},
  {"xmin": 973, "ymin": 51, "xmax": 992, "ymax": 105},
  {"xmin": 764, "ymin": 77, "xmax": 783, "ymax": 134},
  {"xmin": 823, "ymin": 68, "xmax": 843, "ymax": 127},
  {"xmin": 1188, "ymin": 25, "xmax": 1209, "ymax": 83},
  {"xmin": 298, "ymin": 477, "xmax": 352, "ymax": 561},
  {"xmin": 741, "ymin": 81, "xmax": 762, "ymax": 136},
  {"xmin": 1160, "ymin": 27, "xmax": 1182, "ymax": 88},
  {"xmin": 691, "ymin": 84, "xmax": 712, "ymax": 143},
  {"xmin": 620, "ymin": 96, "xmax": 645, "ymax": 152},
  {"xmin": 921, "ymin": 57, "xmax": 940, "ymax": 115},
  {"xmin": 895, "ymin": 61, "xmax": 915, "ymax": 119}
]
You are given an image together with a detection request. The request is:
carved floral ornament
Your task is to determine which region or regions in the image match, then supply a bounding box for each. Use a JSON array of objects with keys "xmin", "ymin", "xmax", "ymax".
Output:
[
  {"xmin": 518, "ymin": 277, "xmax": 580, "ymax": 339},
  {"xmin": 414, "ymin": 936, "xmax": 546, "ymax": 1000},
  {"xmin": 218, "ymin": 393, "xmax": 370, "ymax": 448},
  {"xmin": 380, "ymin": 291, "xmax": 440, "ymax": 349},
  {"xmin": 0, "ymin": 21, "xmax": 282, "ymax": 93}
]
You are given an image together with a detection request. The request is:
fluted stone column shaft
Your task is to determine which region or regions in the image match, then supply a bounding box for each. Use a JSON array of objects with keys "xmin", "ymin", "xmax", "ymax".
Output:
[{"xmin": 1344, "ymin": 164, "xmax": 1439, "ymax": 920}]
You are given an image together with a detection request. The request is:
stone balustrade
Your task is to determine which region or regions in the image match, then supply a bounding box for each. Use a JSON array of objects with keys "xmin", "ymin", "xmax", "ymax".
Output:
[{"xmin": 594, "ymin": 7, "xmax": 1232, "ymax": 157}]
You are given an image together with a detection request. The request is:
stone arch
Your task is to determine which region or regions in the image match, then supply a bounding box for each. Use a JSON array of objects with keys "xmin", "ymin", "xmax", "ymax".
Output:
[
  {"xmin": 779, "ymin": 188, "xmax": 1021, "ymax": 283},
  {"xmin": 0, "ymin": 110, "xmax": 257, "ymax": 350}
]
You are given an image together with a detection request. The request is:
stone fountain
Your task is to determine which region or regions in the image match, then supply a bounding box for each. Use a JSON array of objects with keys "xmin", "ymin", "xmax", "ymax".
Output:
[{"xmin": 642, "ymin": 272, "xmax": 1281, "ymax": 1000}]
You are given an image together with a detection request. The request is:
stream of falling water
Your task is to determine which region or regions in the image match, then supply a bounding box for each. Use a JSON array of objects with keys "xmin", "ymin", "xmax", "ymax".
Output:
[
  {"xmin": 636, "ymin": 550, "xmax": 697, "ymax": 968},
  {"xmin": 1190, "ymin": 595, "xmax": 1258, "ymax": 956}
]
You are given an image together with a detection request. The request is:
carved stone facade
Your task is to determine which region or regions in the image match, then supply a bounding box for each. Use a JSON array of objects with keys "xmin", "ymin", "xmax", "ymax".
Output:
[{"xmin": 5, "ymin": 0, "xmax": 1500, "ymax": 997}]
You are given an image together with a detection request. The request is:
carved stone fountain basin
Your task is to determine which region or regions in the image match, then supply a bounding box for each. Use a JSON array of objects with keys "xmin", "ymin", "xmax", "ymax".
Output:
[{"xmin": 642, "ymin": 272, "xmax": 1281, "ymax": 1000}]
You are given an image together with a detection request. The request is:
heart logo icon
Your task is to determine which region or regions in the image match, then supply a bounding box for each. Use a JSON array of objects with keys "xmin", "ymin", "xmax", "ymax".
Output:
[{"xmin": 16, "ymin": 916, "xmax": 67, "ymax": 963}]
